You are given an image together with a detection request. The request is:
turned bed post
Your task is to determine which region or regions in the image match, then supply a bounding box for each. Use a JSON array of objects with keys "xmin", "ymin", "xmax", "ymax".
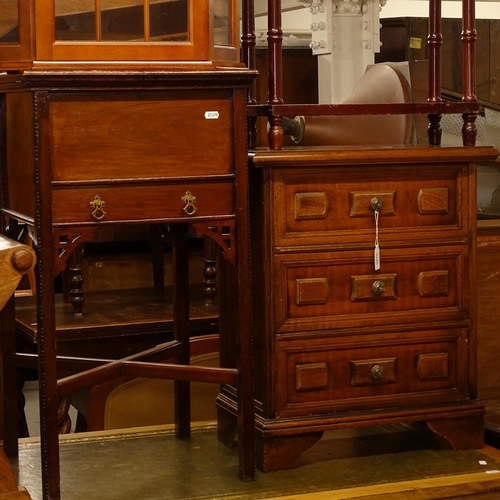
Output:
[
  {"xmin": 462, "ymin": 0, "xmax": 478, "ymax": 146},
  {"xmin": 267, "ymin": 0, "xmax": 284, "ymax": 150},
  {"xmin": 428, "ymin": 0, "xmax": 443, "ymax": 145},
  {"xmin": 242, "ymin": 0, "xmax": 258, "ymax": 149}
]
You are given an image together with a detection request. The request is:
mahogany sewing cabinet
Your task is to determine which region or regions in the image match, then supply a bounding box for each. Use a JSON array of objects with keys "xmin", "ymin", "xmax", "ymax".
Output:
[{"xmin": 0, "ymin": 1, "xmax": 256, "ymax": 499}]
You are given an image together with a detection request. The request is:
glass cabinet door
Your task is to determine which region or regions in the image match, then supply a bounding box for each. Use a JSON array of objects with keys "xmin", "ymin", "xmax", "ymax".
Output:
[
  {"xmin": 0, "ymin": 0, "xmax": 19, "ymax": 43},
  {"xmin": 212, "ymin": 0, "xmax": 239, "ymax": 63},
  {"xmin": 0, "ymin": 0, "xmax": 33, "ymax": 68},
  {"xmin": 214, "ymin": 0, "xmax": 231, "ymax": 46},
  {"xmin": 35, "ymin": 0, "xmax": 238, "ymax": 65},
  {"xmin": 40, "ymin": 0, "xmax": 200, "ymax": 62},
  {"xmin": 54, "ymin": 0, "xmax": 189, "ymax": 42}
]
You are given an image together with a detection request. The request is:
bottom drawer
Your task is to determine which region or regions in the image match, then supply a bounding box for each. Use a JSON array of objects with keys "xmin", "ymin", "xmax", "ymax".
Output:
[{"xmin": 275, "ymin": 328, "xmax": 469, "ymax": 417}]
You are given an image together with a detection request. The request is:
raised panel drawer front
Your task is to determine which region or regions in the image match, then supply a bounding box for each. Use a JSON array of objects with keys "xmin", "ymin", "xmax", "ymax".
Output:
[
  {"xmin": 51, "ymin": 182, "xmax": 234, "ymax": 224},
  {"xmin": 274, "ymin": 329, "xmax": 468, "ymax": 417},
  {"xmin": 49, "ymin": 90, "xmax": 234, "ymax": 182},
  {"xmin": 274, "ymin": 245, "xmax": 467, "ymax": 333},
  {"xmin": 272, "ymin": 164, "xmax": 469, "ymax": 247}
]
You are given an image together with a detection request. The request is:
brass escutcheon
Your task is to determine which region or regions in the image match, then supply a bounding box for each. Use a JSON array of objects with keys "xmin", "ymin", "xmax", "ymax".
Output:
[
  {"xmin": 89, "ymin": 195, "xmax": 106, "ymax": 220},
  {"xmin": 371, "ymin": 365, "xmax": 384, "ymax": 380},
  {"xmin": 181, "ymin": 190, "xmax": 197, "ymax": 216},
  {"xmin": 372, "ymin": 280, "xmax": 386, "ymax": 295},
  {"xmin": 370, "ymin": 196, "xmax": 384, "ymax": 211}
]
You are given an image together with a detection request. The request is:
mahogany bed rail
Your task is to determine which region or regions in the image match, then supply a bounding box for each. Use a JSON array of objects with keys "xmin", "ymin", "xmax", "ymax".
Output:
[{"xmin": 241, "ymin": 0, "xmax": 480, "ymax": 150}]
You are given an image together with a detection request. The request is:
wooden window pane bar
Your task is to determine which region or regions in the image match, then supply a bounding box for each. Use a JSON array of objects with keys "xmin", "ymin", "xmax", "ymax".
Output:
[{"xmin": 95, "ymin": 0, "xmax": 102, "ymax": 42}]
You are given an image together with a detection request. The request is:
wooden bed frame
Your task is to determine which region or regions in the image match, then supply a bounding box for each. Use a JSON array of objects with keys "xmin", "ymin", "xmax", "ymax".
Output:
[{"xmin": 241, "ymin": 0, "xmax": 482, "ymax": 150}]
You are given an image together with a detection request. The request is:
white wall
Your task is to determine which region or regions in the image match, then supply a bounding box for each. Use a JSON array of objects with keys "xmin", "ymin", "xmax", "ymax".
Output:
[
  {"xmin": 255, "ymin": 8, "xmax": 310, "ymax": 32},
  {"xmin": 254, "ymin": 0, "xmax": 500, "ymax": 32},
  {"xmin": 380, "ymin": 0, "xmax": 500, "ymax": 20}
]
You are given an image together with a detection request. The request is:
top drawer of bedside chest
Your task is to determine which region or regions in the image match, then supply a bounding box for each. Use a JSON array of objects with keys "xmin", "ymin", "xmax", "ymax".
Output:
[
  {"xmin": 270, "ymin": 164, "xmax": 471, "ymax": 247},
  {"xmin": 49, "ymin": 90, "xmax": 234, "ymax": 182}
]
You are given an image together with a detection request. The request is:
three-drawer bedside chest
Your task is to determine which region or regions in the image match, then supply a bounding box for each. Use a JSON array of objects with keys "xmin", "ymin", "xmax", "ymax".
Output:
[{"xmin": 217, "ymin": 144, "xmax": 499, "ymax": 472}]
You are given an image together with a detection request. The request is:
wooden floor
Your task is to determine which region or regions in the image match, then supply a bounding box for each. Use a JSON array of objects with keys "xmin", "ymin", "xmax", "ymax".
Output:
[
  {"xmin": 8, "ymin": 423, "xmax": 500, "ymax": 500},
  {"xmin": 9, "ymin": 281, "xmax": 500, "ymax": 499}
]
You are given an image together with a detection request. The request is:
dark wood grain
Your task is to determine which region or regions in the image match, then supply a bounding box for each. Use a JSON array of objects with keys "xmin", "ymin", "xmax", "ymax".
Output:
[
  {"xmin": 476, "ymin": 225, "xmax": 500, "ymax": 432},
  {"xmin": 49, "ymin": 93, "xmax": 234, "ymax": 182}
]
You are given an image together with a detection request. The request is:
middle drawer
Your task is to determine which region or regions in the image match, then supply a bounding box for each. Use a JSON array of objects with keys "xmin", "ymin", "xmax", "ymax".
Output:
[{"xmin": 273, "ymin": 244, "xmax": 468, "ymax": 333}]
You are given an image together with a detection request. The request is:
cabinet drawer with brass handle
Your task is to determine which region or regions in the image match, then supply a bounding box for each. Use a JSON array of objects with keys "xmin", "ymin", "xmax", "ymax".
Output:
[
  {"xmin": 274, "ymin": 328, "xmax": 468, "ymax": 418},
  {"xmin": 51, "ymin": 181, "xmax": 234, "ymax": 224},
  {"xmin": 271, "ymin": 164, "xmax": 469, "ymax": 248},
  {"xmin": 274, "ymin": 245, "xmax": 468, "ymax": 333}
]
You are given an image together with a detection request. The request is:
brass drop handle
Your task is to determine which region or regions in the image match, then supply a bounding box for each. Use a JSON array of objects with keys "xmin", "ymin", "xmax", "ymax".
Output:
[
  {"xmin": 181, "ymin": 190, "xmax": 197, "ymax": 216},
  {"xmin": 372, "ymin": 280, "xmax": 386, "ymax": 296},
  {"xmin": 371, "ymin": 364, "xmax": 384, "ymax": 380},
  {"xmin": 370, "ymin": 196, "xmax": 384, "ymax": 212},
  {"xmin": 90, "ymin": 195, "xmax": 106, "ymax": 220}
]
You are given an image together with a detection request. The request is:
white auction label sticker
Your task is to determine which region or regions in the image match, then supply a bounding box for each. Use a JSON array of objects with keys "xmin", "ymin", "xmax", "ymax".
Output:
[{"xmin": 204, "ymin": 111, "xmax": 219, "ymax": 119}]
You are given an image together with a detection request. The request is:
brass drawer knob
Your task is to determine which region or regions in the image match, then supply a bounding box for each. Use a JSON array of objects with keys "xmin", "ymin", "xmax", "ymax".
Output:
[
  {"xmin": 181, "ymin": 190, "xmax": 197, "ymax": 216},
  {"xmin": 371, "ymin": 364, "xmax": 384, "ymax": 380},
  {"xmin": 370, "ymin": 196, "xmax": 384, "ymax": 212},
  {"xmin": 89, "ymin": 195, "xmax": 106, "ymax": 220},
  {"xmin": 372, "ymin": 280, "xmax": 386, "ymax": 295}
]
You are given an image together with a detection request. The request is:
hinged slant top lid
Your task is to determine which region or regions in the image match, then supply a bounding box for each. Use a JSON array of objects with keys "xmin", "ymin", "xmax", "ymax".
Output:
[{"xmin": 0, "ymin": 0, "xmax": 241, "ymax": 71}]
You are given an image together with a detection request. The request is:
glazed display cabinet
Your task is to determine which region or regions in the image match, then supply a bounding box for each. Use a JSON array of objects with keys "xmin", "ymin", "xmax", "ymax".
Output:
[{"xmin": 0, "ymin": 0, "xmax": 240, "ymax": 70}]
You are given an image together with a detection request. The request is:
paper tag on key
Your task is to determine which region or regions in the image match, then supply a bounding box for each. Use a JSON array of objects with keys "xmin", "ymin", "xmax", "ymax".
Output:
[{"xmin": 374, "ymin": 210, "xmax": 380, "ymax": 271}]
